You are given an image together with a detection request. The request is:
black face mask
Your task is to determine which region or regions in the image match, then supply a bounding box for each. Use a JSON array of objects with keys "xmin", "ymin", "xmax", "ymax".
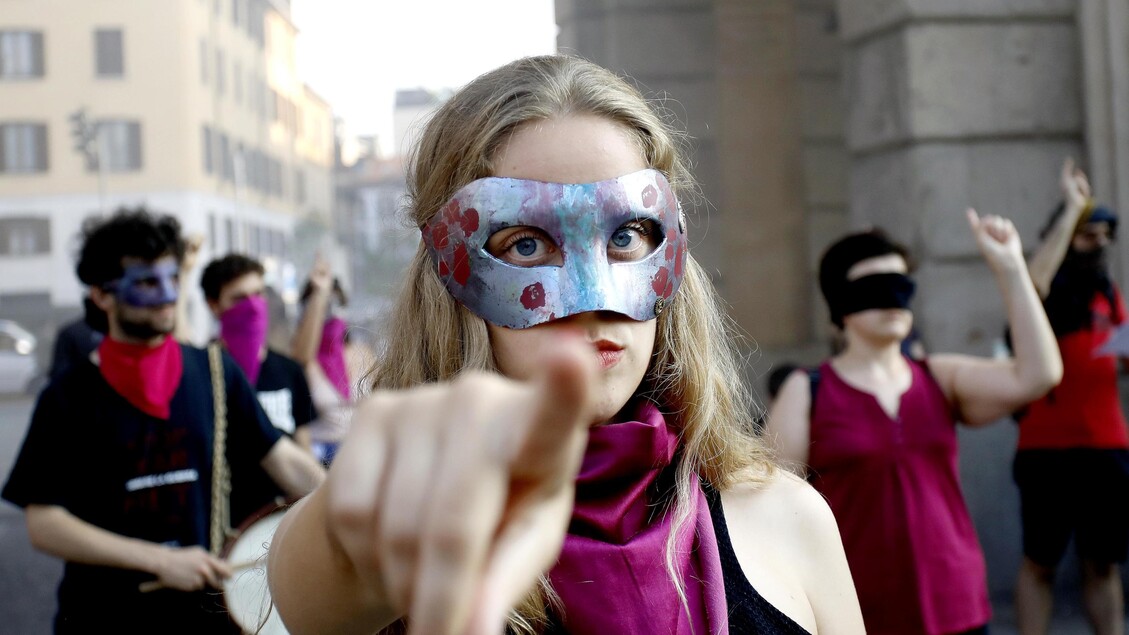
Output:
[{"xmin": 833, "ymin": 273, "xmax": 916, "ymax": 323}]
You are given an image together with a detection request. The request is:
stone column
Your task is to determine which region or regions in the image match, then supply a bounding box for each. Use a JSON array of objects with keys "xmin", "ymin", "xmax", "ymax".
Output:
[
  {"xmin": 836, "ymin": 0, "xmax": 1082, "ymax": 598},
  {"xmin": 715, "ymin": 0, "xmax": 809, "ymax": 348},
  {"xmin": 1080, "ymin": 0, "xmax": 1129, "ymax": 283}
]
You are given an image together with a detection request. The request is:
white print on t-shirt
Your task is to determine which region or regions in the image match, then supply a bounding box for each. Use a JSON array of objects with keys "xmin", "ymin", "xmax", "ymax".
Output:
[
  {"xmin": 125, "ymin": 469, "xmax": 199, "ymax": 492},
  {"xmin": 257, "ymin": 388, "xmax": 296, "ymax": 434}
]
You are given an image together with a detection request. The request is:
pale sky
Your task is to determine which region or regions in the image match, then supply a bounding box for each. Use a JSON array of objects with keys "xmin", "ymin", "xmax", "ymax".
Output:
[{"xmin": 291, "ymin": 0, "xmax": 558, "ymax": 153}]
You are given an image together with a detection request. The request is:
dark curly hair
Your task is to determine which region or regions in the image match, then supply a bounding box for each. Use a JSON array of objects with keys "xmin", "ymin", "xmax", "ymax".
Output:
[
  {"xmin": 200, "ymin": 254, "xmax": 265, "ymax": 301},
  {"xmin": 76, "ymin": 207, "xmax": 185, "ymax": 288}
]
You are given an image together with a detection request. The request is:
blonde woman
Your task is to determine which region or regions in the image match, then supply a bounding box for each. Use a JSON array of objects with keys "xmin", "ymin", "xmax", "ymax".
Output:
[{"xmin": 268, "ymin": 55, "xmax": 864, "ymax": 635}]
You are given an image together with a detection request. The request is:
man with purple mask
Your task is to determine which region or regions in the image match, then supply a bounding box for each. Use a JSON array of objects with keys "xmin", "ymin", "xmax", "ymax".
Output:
[
  {"xmin": 2, "ymin": 208, "xmax": 325, "ymax": 634},
  {"xmin": 201, "ymin": 254, "xmax": 319, "ymax": 527}
]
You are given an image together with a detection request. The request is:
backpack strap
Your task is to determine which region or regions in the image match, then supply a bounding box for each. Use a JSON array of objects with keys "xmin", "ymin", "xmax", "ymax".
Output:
[{"xmin": 807, "ymin": 367, "xmax": 821, "ymax": 411}]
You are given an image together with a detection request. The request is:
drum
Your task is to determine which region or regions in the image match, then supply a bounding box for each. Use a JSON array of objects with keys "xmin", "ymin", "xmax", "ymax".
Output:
[{"xmin": 222, "ymin": 505, "xmax": 289, "ymax": 634}]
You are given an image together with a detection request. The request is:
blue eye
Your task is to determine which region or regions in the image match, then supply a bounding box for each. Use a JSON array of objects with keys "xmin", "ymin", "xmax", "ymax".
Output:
[
  {"xmin": 515, "ymin": 237, "xmax": 538, "ymax": 256},
  {"xmin": 611, "ymin": 229, "xmax": 634, "ymax": 248}
]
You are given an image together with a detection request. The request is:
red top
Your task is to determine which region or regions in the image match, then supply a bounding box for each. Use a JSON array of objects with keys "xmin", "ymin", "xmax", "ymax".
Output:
[
  {"xmin": 1019, "ymin": 289, "xmax": 1129, "ymax": 450},
  {"xmin": 808, "ymin": 359, "xmax": 990, "ymax": 635}
]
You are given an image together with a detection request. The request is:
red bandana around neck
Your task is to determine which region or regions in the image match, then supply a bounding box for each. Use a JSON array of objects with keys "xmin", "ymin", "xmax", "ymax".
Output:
[
  {"xmin": 548, "ymin": 400, "xmax": 729, "ymax": 634},
  {"xmin": 98, "ymin": 336, "xmax": 183, "ymax": 419}
]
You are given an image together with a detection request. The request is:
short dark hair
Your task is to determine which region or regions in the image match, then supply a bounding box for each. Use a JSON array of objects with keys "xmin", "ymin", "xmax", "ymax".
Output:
[
  {"xmin": 76, "ymin": 207, "xmax": 185, "ymax": 288},
  {"xmin": 200, "ymin": 254, "xmax": 265, "ymax": 301},
  {"xmin": 300, "ymin": 277, "xmax": 348, "ymax": 307},
  {"xmin": 818, "ymin": 229, "xmax": 912, "ymax": 327}
]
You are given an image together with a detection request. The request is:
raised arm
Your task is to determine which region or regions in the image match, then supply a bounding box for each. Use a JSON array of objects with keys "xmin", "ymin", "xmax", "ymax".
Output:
[
  {"xmin": 764, "ymin": 369, "xmax": 814, "ymax": 475},
  {"xmin": 930, "ymin": 211, "xmax": 1063, "ymax": 426},
  {"xmin": 25, "ymin": 504, "xmax": 231, "ymax": 591},
  {"xmin": 290, "ymin": 257, "xmax": 333, "ymax": 366},
  {"xmin": 1028, "ymin": 158, "xmax": 1092, "ymax": 298},
  {"xmin": 268, "ymin": 341, "xmax": 597, "ymax": 635}
]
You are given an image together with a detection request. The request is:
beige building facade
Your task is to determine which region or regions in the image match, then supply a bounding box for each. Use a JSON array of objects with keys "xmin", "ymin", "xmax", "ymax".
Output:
[
  {"xmin": 0, "ymin": 0, "xmax": 334, "ymax": 343},
  {"xmin": 558, "ymin": 0, "xmax": 1129, "ymax": 600}
]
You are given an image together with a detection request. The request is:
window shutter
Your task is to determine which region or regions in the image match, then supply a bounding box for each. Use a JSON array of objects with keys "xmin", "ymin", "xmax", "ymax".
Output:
[
  {"xmin": 31, "ymin": 32, "xmax": 44, "ymax": 76},
  {"xmin": 128, "ymin": 122, "xmax": 141, "ymax": 170},
  {"xmin": 34, "ymin": 124, "xmax": 47, "ymax": 171},
  {"xmin": 0, "ymin": 125, "xmax": 8, "ymax": 173}
]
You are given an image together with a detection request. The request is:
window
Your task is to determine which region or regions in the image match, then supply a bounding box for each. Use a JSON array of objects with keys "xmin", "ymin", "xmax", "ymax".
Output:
[
  {"xmin": 97, "ymin": 120, "xmax": 142, "ymax": 172},
  {"xmin": 224, "ymin": 217, "xmax": 234, "ymax": 252},
  {"xmin": 201, "ymin": 125, "xmax": 213, "ymax": 174},
  {"xmin": 0, "ymin": 216, "xmax": 50, "ymax": 255},
  {"xmin": 208, "ymin": 213, "xmax": 217, "ymax": 252},
  {"xmin": 217, "ymin": 132, "xmax": 232, "ymax": 181},
  {"xmin": 199, "ymin": 39, "xmax": 208, "ymax": 84},
  {"xmin": 231, "ymin": 0, "xmax": 243, "ymax": 28},
  {"xmin": 94, "ymin": 29, "xmax": 123, "ymax": 77},
  {"xmin": 267, "ymin": 158, "xmax": 281, "ymax": 197},
  {"xmin": 0, "ymin": 31, "xmax": 44, "ymax": 79},
  {"xmin": 0, "ymin": 123, "xmax": 48, "ymax": 173},
  {"xmin": 294, "ymin": 167, "xmax": 306, "ymax": 204},
  {"xmin": 215, "ymin": 49, "xmax": 225, "ymax": 95}
]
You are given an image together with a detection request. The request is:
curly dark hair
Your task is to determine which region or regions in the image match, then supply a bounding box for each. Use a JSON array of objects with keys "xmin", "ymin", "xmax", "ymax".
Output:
[
  {"xmin": 76, "ymin": 207, "xmax": 185, "ymax": 287},
  {"xmin": 200, "ymin": 254, "xmax": 265, "ymax": 301}
]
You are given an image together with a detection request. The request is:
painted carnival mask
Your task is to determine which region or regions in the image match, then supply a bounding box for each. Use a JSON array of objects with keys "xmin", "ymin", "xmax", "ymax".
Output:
[{"xmin": 422, "ymin": 169, "xmax": 687, "ymax": 329}]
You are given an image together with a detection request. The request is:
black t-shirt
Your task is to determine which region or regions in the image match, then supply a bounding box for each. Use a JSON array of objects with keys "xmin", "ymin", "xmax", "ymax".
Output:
[
  {"xmin": 227, "ymin": 349, "xmax": 318, "ymax": 527},
  {"xmin": 1, "ymin": 345, "xmax": 281, "ymax": 628},
  {"xmin": 254, "ymin": 349, "xmax": 317, "ymax": 436}
]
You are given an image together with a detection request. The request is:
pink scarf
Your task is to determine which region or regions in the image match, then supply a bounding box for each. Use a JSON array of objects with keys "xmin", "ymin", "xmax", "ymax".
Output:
[
  {"xmin": 98, "ymin": 336, "xmax": 183, "ymax": 419},
  {"xmin": 317, "ymin": 316, "xmax": 350, "ymax": 400},
  {"xmin": 220, "ymin": 295, "xmax": 269, "ymax": 385},
  {"xmin": 548, "ymin": 401, "xmax": 729, "ymax": 634}
]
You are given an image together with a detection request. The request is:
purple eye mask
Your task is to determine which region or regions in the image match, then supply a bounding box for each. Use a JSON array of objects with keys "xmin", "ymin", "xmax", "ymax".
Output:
[
  {"xmin": 104, "ymin": 261, "xmax": 180, "ymax": 307},
  {"xmin": 422, "ymin": 169, "xmax": 687, "ymax": 329}
]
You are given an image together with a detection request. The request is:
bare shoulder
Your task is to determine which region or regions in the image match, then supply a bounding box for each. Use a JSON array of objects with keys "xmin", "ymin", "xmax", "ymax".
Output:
[
  {"xmin": 719, "ymin": 470, "xmax": 861, "ymax": 633},
  {"xmin": 722, "ymin": 469, "xmax": 835, "ymax": 529}
]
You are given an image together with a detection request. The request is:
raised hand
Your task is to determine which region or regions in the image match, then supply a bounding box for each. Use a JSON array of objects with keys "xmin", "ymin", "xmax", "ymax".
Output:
[
  {"xmin": 1059, "ymin": 157, "xmax": 1092, "ymax": 213},
  {"xmin": 309, "ymin": 254, "xmax": 333, "ymax": 294},
  {"xmin": 315, "ymin": 335, "xmax": 598, "ymax": 635},
  {"xmin": 967, "ymin": 208, "xmax": 1025, "ymax": 275}
]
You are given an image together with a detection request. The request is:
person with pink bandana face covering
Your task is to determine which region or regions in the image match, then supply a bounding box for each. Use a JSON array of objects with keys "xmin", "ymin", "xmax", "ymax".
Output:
[{"xmin": 201, "ymin": 254, "xmax": 322, "ymax": 527}]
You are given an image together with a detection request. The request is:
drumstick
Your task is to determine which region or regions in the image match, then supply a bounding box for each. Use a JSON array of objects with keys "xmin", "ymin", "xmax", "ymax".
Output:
[{"xmin": 138, "ymin": 559, "xmax": 263, "ymax": 593}]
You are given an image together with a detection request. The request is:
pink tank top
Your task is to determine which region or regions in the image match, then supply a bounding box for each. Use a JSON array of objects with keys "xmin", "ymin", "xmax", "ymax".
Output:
[{"xmin": 808, "ymin": 359, "xmax": 990, "ymax": 635}]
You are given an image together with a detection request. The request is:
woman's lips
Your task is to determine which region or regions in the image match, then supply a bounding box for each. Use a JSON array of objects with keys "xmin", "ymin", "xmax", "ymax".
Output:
[{"xmin": 592, "ymin": 340, "xmax": 625, "ymax": 369}]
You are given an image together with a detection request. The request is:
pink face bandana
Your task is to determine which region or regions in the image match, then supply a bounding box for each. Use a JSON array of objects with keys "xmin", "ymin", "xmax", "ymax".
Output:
[
  {"xmin": 422, "ymin": 169, "xmax": 687, "ymax": 329},
  {"xmin": 219, "ymin": 295, "xmax": 269, "ymax": 385}
]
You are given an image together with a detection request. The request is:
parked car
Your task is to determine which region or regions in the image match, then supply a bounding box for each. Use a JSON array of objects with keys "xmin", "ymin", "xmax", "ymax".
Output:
[{"xmin": 0, "ymin": 320, "xmax": 39, "ymax": 394}]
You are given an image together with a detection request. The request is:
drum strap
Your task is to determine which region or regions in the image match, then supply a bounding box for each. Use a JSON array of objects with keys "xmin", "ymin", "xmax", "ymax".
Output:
[{"xmin": 208, "ymin": 342, "xmax": 233, "ymax": 556}]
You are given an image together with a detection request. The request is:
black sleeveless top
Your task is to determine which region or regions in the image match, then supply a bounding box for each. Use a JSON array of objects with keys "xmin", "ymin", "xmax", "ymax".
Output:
[
  {"xmin": 541, "ymin": 487, "xmax": 812, "ymax": 634},
  {"xmin": 704, "ymin": 485, "xmax": 812, "ymax": 634}
]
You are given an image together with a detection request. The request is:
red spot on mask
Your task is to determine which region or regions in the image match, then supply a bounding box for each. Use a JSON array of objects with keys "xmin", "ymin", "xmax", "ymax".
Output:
[
  {"xmin": 674, "ymin": 244, "xmax": 685, "ymax": 278},
  {"xmin": 452, "ymin": 243, "xmax": 471, "ymax": 286},
  {"xmin": 641, "ymin": 184, "xmax": 658, "ymax": 208},
  {"xmin": 652, "ymin": 267, "xmax": 673, "ymax": 298},
  {"xmin": 459, "ymin": 207, "xmax": 480, "ymax": 237},
  {"xmin": 520, "ymin": 282, "xmax": 547, "ymax": 310},
  {"xmin": 438, "ymin": 260, "xmax": 450, "ymax": 278}
]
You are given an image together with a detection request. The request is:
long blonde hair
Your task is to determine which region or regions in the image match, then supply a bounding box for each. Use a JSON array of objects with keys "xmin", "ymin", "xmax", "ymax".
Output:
[{"xmin": 374, "ymin": 54, "xmax": 774, "ymax": 634}]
